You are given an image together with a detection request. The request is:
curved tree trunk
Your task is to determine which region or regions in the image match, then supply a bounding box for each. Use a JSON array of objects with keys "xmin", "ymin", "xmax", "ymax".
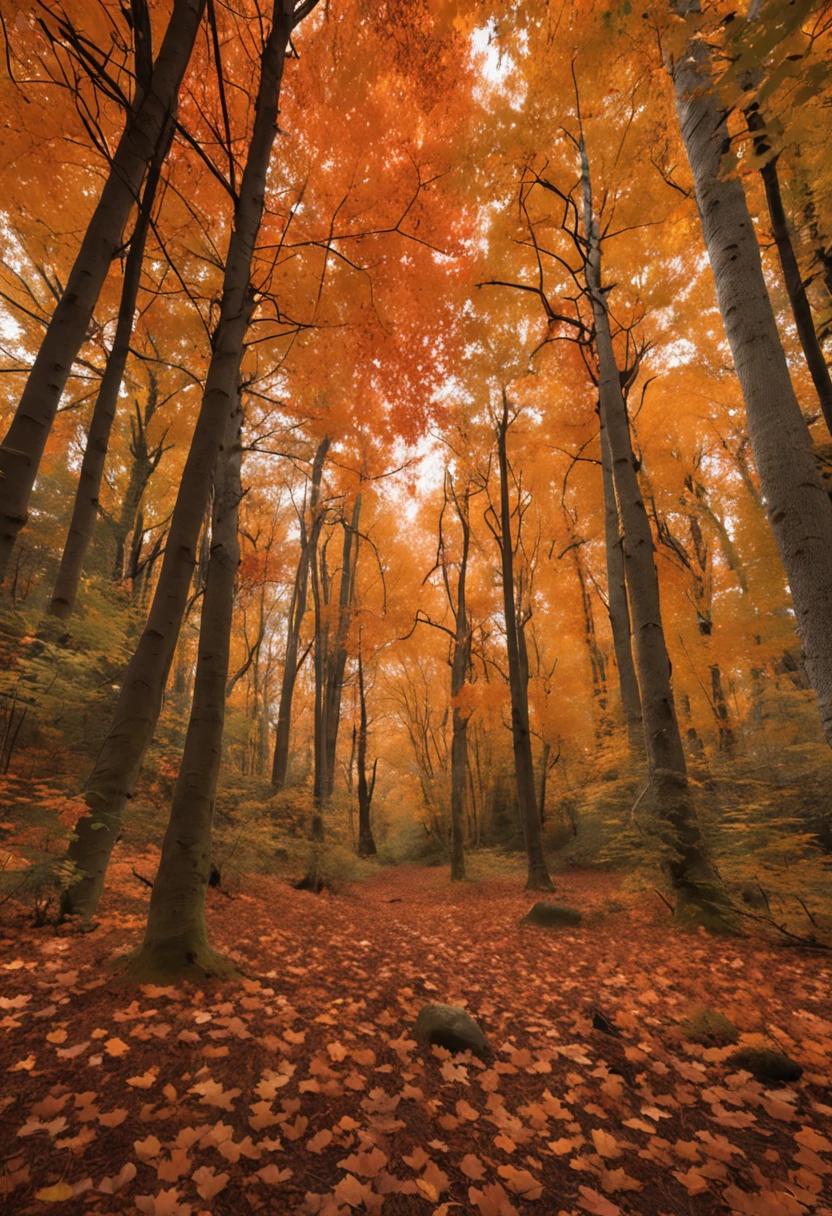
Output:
[
  {"xmin": 271, "ymin": 436, "xmax": 329, "ymax": 789},
  {"xmin": 126, "ymin": 397, "xmax": 243, "ymax": 981},
  {"xmin": 0, "ymin": 0, "xmax": 206, "ymax": 583},
  {"xmin": 495, "ymin": 397, "xmax": 554, "ymax": 892},
  {"xmin": 600, "ymin": 421, "xmax": 644, "ymax": 755},
  {"xmin": 61, "ymin": 1, "xmax": 304, "ymax": 922},
  {"xmin": 671, "ymin": 17, "xmax": 832, "ymax": 750},
  {"xmin": 49, "ymin": 123, "xmax": 175, "ymax": 620},
  {"xmin": 580, "ymin": 132, "xmax": 731, "ymax": 930}
]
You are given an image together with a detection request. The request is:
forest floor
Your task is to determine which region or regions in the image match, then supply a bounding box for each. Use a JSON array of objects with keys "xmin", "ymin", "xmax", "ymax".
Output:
[{"xmin": 1, "ymin": 853, "xmax": 831, "ymax": 1216}]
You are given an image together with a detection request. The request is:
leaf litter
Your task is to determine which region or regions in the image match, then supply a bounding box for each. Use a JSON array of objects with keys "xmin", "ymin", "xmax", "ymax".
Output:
[{"xmin": 1, "ymin": 861, "xmax": 831, "ymax": 1215}]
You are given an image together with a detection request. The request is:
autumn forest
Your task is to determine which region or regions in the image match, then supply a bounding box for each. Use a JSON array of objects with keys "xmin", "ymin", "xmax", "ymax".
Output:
[{"xmin": 0, "ymin": 0, "xmax": 831, "ymax": 1213}]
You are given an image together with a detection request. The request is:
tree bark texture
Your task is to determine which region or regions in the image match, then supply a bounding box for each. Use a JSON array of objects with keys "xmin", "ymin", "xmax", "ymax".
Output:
[
  {"xmin": 356, "ymin": 643, "xmax": 377, "ymax": 858},
  {"xmin": 48, "ymin": 123, "xmax": 175, "ymax": 620},
  {"xmin": 745, "ymin": 108, "xmax": 832, "ymax": 435},
  {"xmin": 312, "ymin": 495, "xmax": 360, "ymax": 838},
  {"xmin": 271, "ymin": 437, "xmax": 329, "ymax": 788},
  {"xmin": 61, "ymin": 2, "xmax": 298, "ymax": 921},
  {"xmin": 600, "ymin": 421, "xmax": 644, "ymax": 755},
  {"xmin": 495, "ymin": 396, "xmax": 553, "ymax": 892},
  {"xmin": 0, "ymin": 0, "xmax": 206, "ymax": 583},
  {"xmin": 672, "ymin": 27, "xmax": 832, "ymax": 750},
  {"xmin": 580, "ymin": 133, "xmax": 730, "ymax": 929},
  {"xmin": 126, "ymin": 397, "xmax": 243, "ymax": 980}
]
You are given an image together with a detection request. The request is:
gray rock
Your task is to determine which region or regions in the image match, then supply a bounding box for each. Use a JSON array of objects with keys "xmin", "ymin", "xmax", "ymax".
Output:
[
  {"xmin": 728, "ymin": 1048, "xmax": 802, "ymax": 1083},
  {"xmin": 521, "ymin": 902, "xmax": 583, "ymax": 928},
  {"xmin": 414, "ymin": 1003, "xmax": 492, "ymax": 1060}
]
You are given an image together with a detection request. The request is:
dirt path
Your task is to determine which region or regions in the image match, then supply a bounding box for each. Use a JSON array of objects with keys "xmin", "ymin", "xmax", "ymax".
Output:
[{"xmin": 1, "ymin": 860, "xmax": 831, "ymax": 1215}]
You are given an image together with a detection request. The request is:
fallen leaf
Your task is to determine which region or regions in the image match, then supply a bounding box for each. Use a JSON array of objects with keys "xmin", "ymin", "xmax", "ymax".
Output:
[{"xmin": 35, "ymin": 1182, "xmax": 74, "ymax": 1202}]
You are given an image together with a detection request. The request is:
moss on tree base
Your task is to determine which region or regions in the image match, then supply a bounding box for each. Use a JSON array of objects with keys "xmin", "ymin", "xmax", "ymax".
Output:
[
  {"xmin": 119, "ymin": 940, "xmax": 239, "ymax": 984},
  {"xmin": 673, "ymin": 888, "xmax": 742, "ymax": 936}
]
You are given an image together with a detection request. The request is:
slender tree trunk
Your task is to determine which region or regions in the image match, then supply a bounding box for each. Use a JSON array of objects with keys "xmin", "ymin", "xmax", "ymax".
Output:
[
  {"xmin": 710, "ymin": 664, "xmax": 735, "ymax": 755},
  {"xmin": 61, "ymin": 2, "xmax": 303, "ymax": 921},
  {"xmin": 447, "ymin": 476, "xmax": 472, "ymax": 881},
  {"xmin": 570, "ymin": 536, "xmax": 608, "ymax": 720},
  {"xmin": 0, "ymin": 0, "xmax": 206, "ymax": 583},
  {"xmin": 600, "ymin": 421, "xmax": 644, "ymax": 755},
  {"xmin": 495, "ymin": 397, "xmax": 553, "ymax": 892},
  {"xmin": 579, "ymin": 132, "xmax": 731, "ymax": 929},
  {"xmin": 537, "ymin": 740, "xmax": 551, "ymax": 827},
  {"xmin": 745, "ymin": 108, "xmax": 832, "ymax": 434},
  {"xmin": 671, "ymin": 16, "xmax": 832, "ymax": 750},
  {"xmin": 48, "ymin": 124, "xmax": 175, "ymax": 620},
  {"xmin": 323, "ymin": 496, "xmax": 361, "ymax": 799},
  {"xmin": 311, "ymin": 495, "xmax": 360, "ymax": 841},
  {"xmin": 356, "ymin": 643, "xmax": 377, "ymax": 858},
  {"xmin": 111, "ymin": 382, "xmax": 166, "ymax": 583},
  {"xmin": 126, "ymin": 397, "xmax": 243, "ymax": 980},
  {"xmin": 271, "ymin": 437, "xmax": 329, "ymax": 788}
]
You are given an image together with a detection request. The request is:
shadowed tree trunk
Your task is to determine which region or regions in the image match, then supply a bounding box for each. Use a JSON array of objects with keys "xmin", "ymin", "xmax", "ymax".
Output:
[
  {"xmin": 311, "ymin": 495, "xmax": 361, "ymax": 841},
  {"xmin": 48, "ymin": 122, "xmax": 175, "ymax": 620},
  {"xmin": 111, "ymin": 372, "xmax": 171, "ymax": 583},
  {"xmin": 671, "ymin": 6, "xmax": 832, "ymax": 750},
  {"xmin": 60, "ymin": 0, "xmax": 314, "ymax": 922},
  {"xmin": 0, "ymin": 0, "xmax": 206, "ymax": 583},
  {"xmin": 745, "ymin": 108, "xmax": 832, "ymax": 434},
  {"xmin": 271, "ymin": 436, "xmax": 329, "ymax": 788},
  {"xmin": 600, "ymin": 422, "xmax": 644, "ymax": 755},
  {"xmin": 492, "ymin": 396, "xmax": 554, "ymax": 892},
  {"xmin": 579, "ymin": 127, "xmax": 732, "ymax": 930},
  {"xmin": 125, "ymin": 397, "xmax": 243, "ymax": 981},
  {"xmin": 356, "ymin": 639, "xmax": 377, "ymax": 858}
]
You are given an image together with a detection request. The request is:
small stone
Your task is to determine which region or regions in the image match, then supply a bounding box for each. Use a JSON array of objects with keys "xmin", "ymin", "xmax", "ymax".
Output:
[
  {"xmin": 413, "ymin": 1003, "xmax": 492, "ymax": 1060},
  {"xmin": 728, "ymin": 1048, "xmax": 802, "ymax": 1083},
  {"xmin": 521, "ymin": 903, "xmax": 582, "ymax": 928},
  {"xmin": 680, "ymin": 1006, "xmax": 740, "ymax": 1047}
]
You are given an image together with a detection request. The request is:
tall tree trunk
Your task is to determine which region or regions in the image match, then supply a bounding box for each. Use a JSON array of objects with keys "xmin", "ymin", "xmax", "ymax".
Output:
[
  {"xmin": 448, "ymin": 499, "xmax": 471, "ymax": 881},
  {"xmin": 600, "ymin": 421, "xmax": 644, "ymax": 755},
  {"xmin": 126, "ymin": 397, "xmax": 243, "ymax": 980},
  {"xmin": 0, "ymin": 0, "xmax": 206, "ymax": 583},
  {"xmin": 671, "ymin": 13, "xmax": 832, "ymax": 750},
  {"xmin": 495, "ymin": 396, "xmax": 554, "ymax": 892},
  {"xmin": 61, "ymin": 1, "xmax": 306, "ymax": 922},
  {"xmin": 443, "ymin": 473, "xmax": 473, "ymax": 882},
  {"xmin": 48, "ymin": 123, "xmax": 175, "ymax": 620},
  {"xmin": 311, "ymin": 495, "xmax": 360, "ymax": 842},
  {"xmin": 323, "ymin": 496, "xmax": 361, "ymax": 799},
  {"xmin": 579, "ymin": 131, "xmax": 731, "ymax": 929},
  {"xmin": 745, "ymin": 108, "xmax": 832, "ymax": 434},
  {"xmin": 356, "ymin": 642, "xmax": 377, "ymax": 858},
  {"xmin": 271, "ymin": 436, "xmax": 329, "ymax": 788}
]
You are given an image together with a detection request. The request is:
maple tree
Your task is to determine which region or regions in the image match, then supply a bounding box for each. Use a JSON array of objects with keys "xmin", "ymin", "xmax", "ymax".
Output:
[{"xmin": 2, "ymin": 0, "xmax": 832, "ymax": 1209}]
